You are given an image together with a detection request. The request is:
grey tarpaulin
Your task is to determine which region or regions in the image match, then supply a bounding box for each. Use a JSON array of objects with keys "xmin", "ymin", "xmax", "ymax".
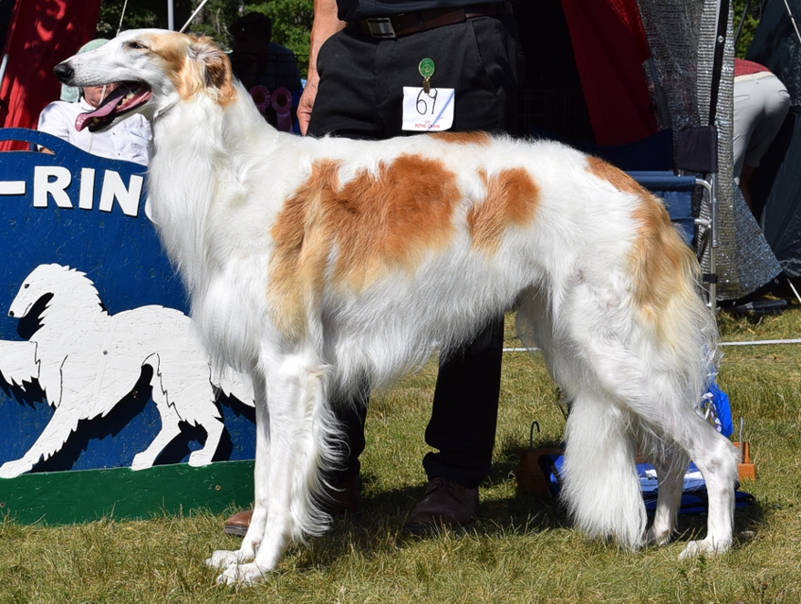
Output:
[{"xmin": 637, "ymin": 0, "xmax": 782, "ymax": 300}]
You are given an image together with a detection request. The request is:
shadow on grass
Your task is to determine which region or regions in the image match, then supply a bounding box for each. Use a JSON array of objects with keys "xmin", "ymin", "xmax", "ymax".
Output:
[{"xmin": 286, "ymin": 441, "xmax": 767, "ymax": 570}]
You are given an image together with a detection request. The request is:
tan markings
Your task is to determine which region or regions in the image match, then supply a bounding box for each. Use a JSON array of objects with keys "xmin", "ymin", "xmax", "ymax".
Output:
[
  {"xmin": 268, "ymin": 160, "xmax": 341, "ymax": 339},
  {"xmin": 467, "ymin": 168, "xmax": 540, "ymax": 253},
  {"xmin": 586, "ymin": 155, "xmax": 646, "ymax": 196},
  {"xmin": 430, "ymin": 131, "xmax": 492, "ymax": 146},
  {"xmin": 332, "ymin": 154, "xmax": 461, "ymax": 287},
  {"xmin": 586, "ymin": 155, "xmax": 699, "ymax": 330},
  {"xmin": 144, "ymin": 32, "xmax": 237, "ymax": 105},
  {"xmin": 268, "ymin": 155, "xmax": 462, "ymax": 339},
  {"xmin": 629, "ymin": 192, "xmax": 698, "ymax": 327},
  {"xmin": 189, "ymin": 36, "xmax": 237, "ymax": 105}
]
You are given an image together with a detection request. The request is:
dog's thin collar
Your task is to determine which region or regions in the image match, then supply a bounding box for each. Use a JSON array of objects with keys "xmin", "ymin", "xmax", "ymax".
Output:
[{"xmin": 153, "ymin": 99, "xmax": 179, "ymax": 121}]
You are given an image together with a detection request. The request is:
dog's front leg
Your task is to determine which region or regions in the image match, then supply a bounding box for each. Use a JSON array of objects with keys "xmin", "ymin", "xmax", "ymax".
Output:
[
  {"xmin": 208, "ymin": 378, "xmax": 270, "ymax": 570},
  {"xmin": 215, "ymin": 353, "xmax": 326, "ymax": 586}
]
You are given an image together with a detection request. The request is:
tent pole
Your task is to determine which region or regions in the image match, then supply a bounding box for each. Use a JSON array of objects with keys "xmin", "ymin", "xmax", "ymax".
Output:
[{"xmin": 168, "ymin": 0, "xmax": 174, "ymax": 30}]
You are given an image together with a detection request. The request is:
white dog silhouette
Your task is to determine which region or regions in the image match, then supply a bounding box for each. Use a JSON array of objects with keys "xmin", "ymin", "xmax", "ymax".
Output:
[{"xmin": 0, "ymin": 263, "xmax": 253, "ymax": 478}]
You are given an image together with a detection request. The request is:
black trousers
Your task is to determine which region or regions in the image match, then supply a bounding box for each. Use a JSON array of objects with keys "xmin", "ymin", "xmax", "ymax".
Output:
[{"xmin": 307, "ymin": 14, "xmax": 521, "ymax": 489}]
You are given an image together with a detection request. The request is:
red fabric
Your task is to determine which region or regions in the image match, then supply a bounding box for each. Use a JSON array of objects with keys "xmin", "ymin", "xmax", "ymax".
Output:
[
  {"xmin": 0, "ymin": 0, "xmax": 100, "ymax": 151},
  {"xmin": 560, "ymin": 0, "xmax": 658, "ymax": 146},
  {"xmin": 734, "ymin": 58, "xmax": 770, "ymax": 78}
]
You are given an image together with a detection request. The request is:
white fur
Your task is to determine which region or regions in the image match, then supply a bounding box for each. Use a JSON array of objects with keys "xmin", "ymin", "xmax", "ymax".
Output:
[{"xmin": 57, "ymin": 29, "xmax": 739, "ymax": 585}]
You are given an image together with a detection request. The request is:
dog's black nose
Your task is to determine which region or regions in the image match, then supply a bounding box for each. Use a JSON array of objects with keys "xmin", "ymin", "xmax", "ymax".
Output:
[{"xmin": 53, "ymin": 62, "xmax": 73, "ymax": 83}]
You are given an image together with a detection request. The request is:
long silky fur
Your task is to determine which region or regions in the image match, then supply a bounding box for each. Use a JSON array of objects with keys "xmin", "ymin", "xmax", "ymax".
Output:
[{"xmin": 57, "ymin": 30, "xmax": 739, "ymax": 584}]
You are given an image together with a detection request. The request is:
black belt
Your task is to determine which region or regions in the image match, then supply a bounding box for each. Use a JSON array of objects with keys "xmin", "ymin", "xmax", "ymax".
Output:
[{"xmin": 346, "ymin": 2, "xmax": 513, "ymax": 39}]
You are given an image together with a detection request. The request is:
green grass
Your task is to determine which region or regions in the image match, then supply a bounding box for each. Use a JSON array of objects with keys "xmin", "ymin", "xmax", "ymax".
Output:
[{"xmin": 2, "ymin": 307, "xmax": 801, "ymax": 603}]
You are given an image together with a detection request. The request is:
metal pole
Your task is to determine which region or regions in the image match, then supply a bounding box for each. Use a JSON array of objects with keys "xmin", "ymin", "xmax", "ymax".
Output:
[{"xmin": 168, "ymin": 0, "xmax": 174, "ymax": 31}]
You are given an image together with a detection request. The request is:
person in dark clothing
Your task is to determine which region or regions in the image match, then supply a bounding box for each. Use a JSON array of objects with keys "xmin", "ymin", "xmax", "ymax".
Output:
[
  {"xmin": 225, "ymin": 0, "xmax": 522, "ymax": 536},
  {"xmin": 227, "ymin": 12, "xmax": 303, "ymax": 130}
]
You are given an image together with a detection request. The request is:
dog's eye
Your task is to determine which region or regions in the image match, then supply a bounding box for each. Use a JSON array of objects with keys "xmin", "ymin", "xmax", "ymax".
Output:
[{"xmin": 126, "ymin": 40, "xmax": 147, "ymax": 51}]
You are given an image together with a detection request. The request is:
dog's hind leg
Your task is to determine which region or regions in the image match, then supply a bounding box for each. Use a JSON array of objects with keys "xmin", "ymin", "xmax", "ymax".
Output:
[
  {"xmin": 215, "ymin": 349, "xmax": 333, "ymax": 585},
  {"xmin": 667, "ymin": 414, "xmax": 738, "ymax": 559},
  {"xmin": 645, "ymin": 444, "xmax": 688, "ymax": 547}
]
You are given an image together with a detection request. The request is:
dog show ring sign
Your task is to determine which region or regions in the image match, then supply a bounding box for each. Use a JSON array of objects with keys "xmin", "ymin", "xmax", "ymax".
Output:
[{"xmin": 0, "ymin": 129, "xmax": 256, "ymax": 524}]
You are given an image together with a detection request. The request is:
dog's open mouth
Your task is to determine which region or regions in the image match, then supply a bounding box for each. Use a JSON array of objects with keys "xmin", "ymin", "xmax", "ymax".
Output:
[{"xmin": 75, "ymin": 81, "xmax": 152, "ymax": 132}]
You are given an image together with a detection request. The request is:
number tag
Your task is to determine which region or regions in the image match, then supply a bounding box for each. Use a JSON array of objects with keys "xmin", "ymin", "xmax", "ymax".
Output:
[{"xmin": 401, "ymin": 87, "xmax": 455, "ymax": 132}]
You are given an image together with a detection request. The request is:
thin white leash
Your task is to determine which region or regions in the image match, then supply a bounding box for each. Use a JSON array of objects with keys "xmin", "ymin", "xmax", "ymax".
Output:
[
  {"xmin": 783, "ymin": 0, "xmax": 801, "ymax": 45},
  {"xmin": 180, "ymin": 0, "xmax": 212, "ymax": 34}
]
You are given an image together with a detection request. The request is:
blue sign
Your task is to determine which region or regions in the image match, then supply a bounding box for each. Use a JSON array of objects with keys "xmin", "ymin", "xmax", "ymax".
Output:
[{"xmin": 0, "ymin": 129, "xmax": 256, "ymax": 479}]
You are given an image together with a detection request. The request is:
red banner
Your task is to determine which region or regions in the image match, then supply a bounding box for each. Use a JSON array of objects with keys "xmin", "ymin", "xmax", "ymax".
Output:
[
  {"xmin": 560, "ymin": 0, "xmax": 658, "ymax": 146},
  {"xmin": 0, "ymin": 0, "xmax": 101, "ymax": 151}
]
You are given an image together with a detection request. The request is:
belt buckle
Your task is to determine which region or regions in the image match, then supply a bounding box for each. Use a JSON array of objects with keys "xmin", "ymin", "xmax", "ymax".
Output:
[{"xmin": 366, "ymin": 17, "xmax": 396, "ymax": 38}]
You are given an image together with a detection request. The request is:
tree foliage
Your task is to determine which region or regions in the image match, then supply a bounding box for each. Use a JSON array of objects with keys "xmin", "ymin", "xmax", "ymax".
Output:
[
  {"xmin": 97, "ymin": 0, "xmax": 312, "ymax": 68},
  {"xmin": 733, "ymin": 0, "xmax": 762, "ymax": 58}
]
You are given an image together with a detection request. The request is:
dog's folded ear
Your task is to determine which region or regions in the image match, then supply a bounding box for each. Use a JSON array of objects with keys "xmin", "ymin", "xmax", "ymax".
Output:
[{"xmin": 186, "ymin": 36, "xmax": 236, "ymax": 104}]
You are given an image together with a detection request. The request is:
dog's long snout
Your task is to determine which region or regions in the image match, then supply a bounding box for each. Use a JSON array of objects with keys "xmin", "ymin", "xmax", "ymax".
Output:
[{"xmin": 53, "ymin": 61, "xmax": 74, "ymax": 83}]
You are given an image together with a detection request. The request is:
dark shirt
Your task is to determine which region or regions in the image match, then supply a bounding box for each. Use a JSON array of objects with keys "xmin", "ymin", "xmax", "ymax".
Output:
[
  {"xmin": 228, "ymin": 43, "xmax": 302, "ymax": 92},
  {"xmin": 338, "ymin": 0, "xmax": 504, "ymax": 21}
]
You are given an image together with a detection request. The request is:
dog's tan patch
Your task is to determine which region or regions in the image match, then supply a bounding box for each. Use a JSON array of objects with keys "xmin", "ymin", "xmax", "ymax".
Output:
[
  {"xmin": 267, "ymin": 160, "xmax": 341, "ymax": 340},
  {"xmin": 586, "ymin": 155, "xmax": 645, "ymax": 196},
  {"xmin": 268, "ymin": 155, "xmax": 461, "ymax": 339},
  {"xmin": 586, "ymin": 155, "xmax": 697, "ymax": 329},
  {"xmin": 431, "ymin": 131, "xmax": 492, "ymax": 146},
  {"xmin": 331, "ymin": 154, "xmax": 461, "ymax": 288},
  {"xmin": 629, "ymin": 195, "xmax": 693, "ymax": 324},
  {"xmin": 467, "ymin": 168, "xmax": 540, "ymax": 253},
  {"xmin": 144, "ymin": 32, "xmax": 236, "ymax": 105}
]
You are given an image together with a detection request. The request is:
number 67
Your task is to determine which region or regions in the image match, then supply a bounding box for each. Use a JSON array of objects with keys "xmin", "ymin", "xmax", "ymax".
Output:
[{"xmin": 416, "ymin": 89, "xmax": 438, "ymax": 115}]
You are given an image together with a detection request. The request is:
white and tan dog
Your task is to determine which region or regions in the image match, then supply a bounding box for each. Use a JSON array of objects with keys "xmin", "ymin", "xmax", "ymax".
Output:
[{"xmin": 55, "ymin": 29, "xmax": 738, "ymax": 584}]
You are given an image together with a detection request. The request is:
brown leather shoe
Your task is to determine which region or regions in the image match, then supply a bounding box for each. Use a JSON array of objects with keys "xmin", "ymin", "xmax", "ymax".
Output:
[
  {"xmin": 405, "ymin": 477, "xmax": 479, "ymax": 534},
  {"xmin": 223, "ymin": 477, "xmax": 361, "ymax": 537},
  {"xmin": 223, "ymin": 509, "xmax": 253, "ymax": 537}
]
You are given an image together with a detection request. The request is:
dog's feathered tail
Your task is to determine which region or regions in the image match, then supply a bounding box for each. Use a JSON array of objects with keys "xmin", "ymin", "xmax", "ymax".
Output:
[{"xmin": 516, "ymin": 180, "xmax": 719, "ymax": 548}]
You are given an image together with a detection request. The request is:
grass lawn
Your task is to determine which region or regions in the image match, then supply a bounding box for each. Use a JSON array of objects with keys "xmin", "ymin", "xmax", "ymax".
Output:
[{"xmin": 2, "ymin": 306, "xmax": 801, "ymax": 603}]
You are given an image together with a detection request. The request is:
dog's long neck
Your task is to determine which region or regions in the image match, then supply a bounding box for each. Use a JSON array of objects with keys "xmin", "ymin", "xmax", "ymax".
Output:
[{"xmin": 145, "ymin": 86, "xmax": 282, "ymax": 299}]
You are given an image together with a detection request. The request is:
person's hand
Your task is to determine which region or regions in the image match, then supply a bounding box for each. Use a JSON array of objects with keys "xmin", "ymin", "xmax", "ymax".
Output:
[{"xmin": 298, "ymin": 71, "xmax": 319, "ymax": 135}]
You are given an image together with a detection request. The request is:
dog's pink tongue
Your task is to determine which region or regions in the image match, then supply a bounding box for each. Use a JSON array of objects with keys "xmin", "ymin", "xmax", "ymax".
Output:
[{"xmin": 75, "ymin": 86, "xmax": 128, "ymax": 131}]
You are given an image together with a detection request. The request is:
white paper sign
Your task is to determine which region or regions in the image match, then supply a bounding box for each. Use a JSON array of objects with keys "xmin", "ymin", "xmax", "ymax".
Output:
[{"xmin": 401, "ymin": 87, "xmax": 455, "ymax": 132}]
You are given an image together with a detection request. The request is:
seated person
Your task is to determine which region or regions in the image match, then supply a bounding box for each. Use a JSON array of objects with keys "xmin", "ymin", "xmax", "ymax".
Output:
[
  {"xmin": 733, "ymin": 58, "xmax": 791, "ymax": 211},
  {"xmin": 227, "ymin": 12, "xmax": 303, "ymax": 130},
  {"xmin": 37, "ymin": 39, "xmax": 151, "ymax": 165}
]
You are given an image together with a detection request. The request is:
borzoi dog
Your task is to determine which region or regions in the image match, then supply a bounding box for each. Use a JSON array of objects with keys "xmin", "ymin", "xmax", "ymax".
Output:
[
  {"xmin": 0, "ymin": 263, "xmax": 253, "ymax": 478},
  {"xmin": 55, "ymin": 29, "xmax": 738, "ymax": 584}
]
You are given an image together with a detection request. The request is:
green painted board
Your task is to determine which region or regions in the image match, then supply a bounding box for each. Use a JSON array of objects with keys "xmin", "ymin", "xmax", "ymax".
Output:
[{"xmin": 0, "ymin": 460, "xmax": 254, "ymax": 525}]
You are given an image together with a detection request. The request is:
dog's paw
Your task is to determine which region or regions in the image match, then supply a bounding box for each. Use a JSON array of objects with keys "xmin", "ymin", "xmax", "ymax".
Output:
[
  {"xmin": 678, "ymin": 537, "xmax": 732, "ymax": 560},
  {"xmin": 646, "ymin": 526, "xmax": 673, "ymax": 547},
  {"xmin": 215, "ymin": 562, "xmax": 268, "ymax": 586},
  {"xmin": 206, "ymin": 548, "xmax": 254, "ymax": 569}
]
